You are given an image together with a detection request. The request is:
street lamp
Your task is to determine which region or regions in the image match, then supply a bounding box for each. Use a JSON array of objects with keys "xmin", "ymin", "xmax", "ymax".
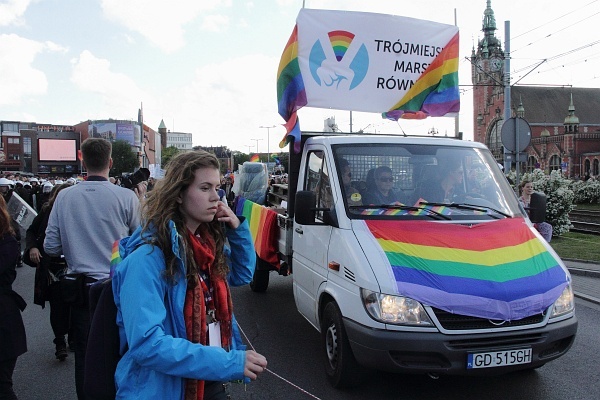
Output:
[
  {"xmin": 250, "ymin": 138, "xmax": 262, "ymax": 158},
  {"xmin": 259, "ymin": 125, "xmax": 276, "ymax": 171}
]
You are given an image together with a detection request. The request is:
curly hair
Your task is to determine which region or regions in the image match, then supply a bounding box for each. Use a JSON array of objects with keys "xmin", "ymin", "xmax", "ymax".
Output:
[{"xmin": 141, "ymin": 150, "xmax": 227, "ymax": 283}]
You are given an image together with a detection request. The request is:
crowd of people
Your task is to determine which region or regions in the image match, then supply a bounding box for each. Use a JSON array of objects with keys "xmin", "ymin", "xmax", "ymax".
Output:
[{"xmin": 0, "ymin": 138, "xmax": 267, "ymax": 400}]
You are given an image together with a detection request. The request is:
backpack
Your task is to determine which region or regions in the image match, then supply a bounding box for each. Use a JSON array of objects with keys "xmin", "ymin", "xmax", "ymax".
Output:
[
  {"xmin": 84, "ymin": 278, "xmax": 121, "ymax": 400},
  {"xmin": 83, "ymin": 240, "xmax": 125, "ymax": 400}
]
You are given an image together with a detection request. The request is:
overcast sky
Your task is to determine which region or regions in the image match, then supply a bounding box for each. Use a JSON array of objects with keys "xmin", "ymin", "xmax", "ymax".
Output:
[{"xmin": 1, "ymin": 0, "xmax": 598, "ymax": 154}]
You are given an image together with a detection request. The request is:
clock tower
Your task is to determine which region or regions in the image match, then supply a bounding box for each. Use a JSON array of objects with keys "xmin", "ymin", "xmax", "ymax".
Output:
[{"xmin": 471, "ymin": 0, "xmax": 505, "ymax": 154}]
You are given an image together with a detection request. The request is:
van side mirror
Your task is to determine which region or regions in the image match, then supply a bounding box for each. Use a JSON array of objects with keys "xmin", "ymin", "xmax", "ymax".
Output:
[
  {"xmin": 528, "ymin": 192, "xmax": 547, "ymax": 223},
  {"xmin": 295, "ymin": 190, "xmax": 338, "ymax": 227},
  {"xmin": 295, "ymin": 191, "xmax": 316, "ymax": 224}
]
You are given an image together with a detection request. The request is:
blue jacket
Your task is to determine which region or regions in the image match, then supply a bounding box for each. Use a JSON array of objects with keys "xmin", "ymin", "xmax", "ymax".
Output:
[{"xmin": 112, "ymin": 218, "xmax": 256, "ymax": 399}]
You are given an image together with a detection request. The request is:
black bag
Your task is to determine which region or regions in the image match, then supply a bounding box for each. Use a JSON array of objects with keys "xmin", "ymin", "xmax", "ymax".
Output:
[
  {"xmin": 33, "ymin": 264, "xmax": 52, "ymax": 307},
  {"xmin": 84, "ymin": 278, "xmax": 123, "ymax": 400}
]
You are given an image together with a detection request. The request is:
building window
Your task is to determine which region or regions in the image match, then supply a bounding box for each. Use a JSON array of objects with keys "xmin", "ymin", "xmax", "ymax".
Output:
[
  {"xmin": 2, "ymin": 123, "xmax": 19, "ymax": 132},
  {"xmin": 594, "ymin": 159, "xmax": 599, "ymax": 176},
  {"xmin": 23, "ymin": 137, "xmax": 31, "ymax": 157},
  {"xmin": 8, "ymin": 137, "xmax": 20, "ymax": 144},
  {"xmin": 549, "ymin": 155, "xmax": 561, "ymax": 172},
  {"xmin": 526, "ymin": 156, "xmax": 536, "ymax": 173},
  {"xmin": 585, "ymin": 159, "xmax": 591, "ymax": 176},
  {"xmin": 486, "ymin": 119, "xmax": 504, "ymax": 159}
]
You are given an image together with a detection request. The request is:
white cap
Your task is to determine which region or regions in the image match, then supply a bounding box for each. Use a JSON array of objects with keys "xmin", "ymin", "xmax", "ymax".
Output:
[
  {"xmin": 55, "ymin": 179, "xmax": 64, "ymax": 185},
  {"xmin": 29, "ymin": 178, "xmax": 39, "ymax": 183},
  {"xmin": 0, "ymin": 177, "xmax": 13, "ymax": 186}
]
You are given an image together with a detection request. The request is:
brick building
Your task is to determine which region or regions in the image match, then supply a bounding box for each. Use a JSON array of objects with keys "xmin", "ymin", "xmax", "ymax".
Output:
[{"xmin": 472, "ymin": 1, "xmax": 600, "ymax": 178}]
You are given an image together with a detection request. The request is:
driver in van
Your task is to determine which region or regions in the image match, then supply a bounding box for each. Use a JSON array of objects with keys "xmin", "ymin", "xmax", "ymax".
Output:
[{"xmin": 420, "ymin": 158, "xmax": 465, "ymax": 203}]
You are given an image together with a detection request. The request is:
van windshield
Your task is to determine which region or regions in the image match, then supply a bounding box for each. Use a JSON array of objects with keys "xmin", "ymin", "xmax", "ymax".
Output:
[{"xmin": 333, "ymin": 143, "xmax": 523, "ymax": 221}]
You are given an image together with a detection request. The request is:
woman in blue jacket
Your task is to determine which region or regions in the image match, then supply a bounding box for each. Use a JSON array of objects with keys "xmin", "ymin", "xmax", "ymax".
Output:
[{"xmin": 112, "ymin": 151, "xmax": 267, "ymax": 399}]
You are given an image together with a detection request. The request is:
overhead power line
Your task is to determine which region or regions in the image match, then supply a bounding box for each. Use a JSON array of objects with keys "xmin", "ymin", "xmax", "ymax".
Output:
[
  {"xmin": 511, "ymin": 0, "xmax": 599, "ymax": 41},
  {"xmin": 511, "ymin": 10, "xmax": 600, "ymax": 54}
]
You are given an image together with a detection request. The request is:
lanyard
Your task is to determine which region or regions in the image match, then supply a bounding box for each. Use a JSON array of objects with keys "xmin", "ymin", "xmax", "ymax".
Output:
[{"xmin": 198, "ymin": 271, "xmax": 216, "ymax": 319}]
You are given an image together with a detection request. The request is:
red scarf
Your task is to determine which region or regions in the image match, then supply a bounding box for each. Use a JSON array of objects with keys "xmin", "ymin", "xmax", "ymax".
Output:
[{"xmin": 184, "ymin": 228, "xmax": 233, "ymax": 400}]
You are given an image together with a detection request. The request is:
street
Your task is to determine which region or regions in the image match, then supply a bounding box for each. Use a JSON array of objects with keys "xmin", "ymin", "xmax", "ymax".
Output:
[{"xmin": 11, "ymin": 265, "xmax": 600, "ymax": 400}]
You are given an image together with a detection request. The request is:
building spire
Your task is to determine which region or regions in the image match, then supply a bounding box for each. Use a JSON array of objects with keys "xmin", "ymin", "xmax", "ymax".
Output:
[
  {"xmin": 479, "ymin": 0, "xmax": 502, "ymax": 58},
  {"xmin": 517, "ymin": 95, "xmax": 525, "ymax": 118},
  {"xmin": 483, "ymin": 0, "xmax": 497, "ymax": 32},
  {"xmin": 564, "ymin": 93, "xmax": 579, "ymax": 130}
]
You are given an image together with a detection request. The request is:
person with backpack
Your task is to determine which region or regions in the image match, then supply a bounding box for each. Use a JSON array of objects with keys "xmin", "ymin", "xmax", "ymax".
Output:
[{"xmin": 111, "ymin": 150, "xmax": 267, "ymax": 399}]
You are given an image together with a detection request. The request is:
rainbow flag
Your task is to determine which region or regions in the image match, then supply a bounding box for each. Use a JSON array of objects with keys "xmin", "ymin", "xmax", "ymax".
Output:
[
  {"xmin": 249, "ymin": 154, "xmax": 260, "ymax": 162},
  {"xmin": 383, "ymin": 32, "xmax": 460, "ymax": 120},
  {"xmin": 365, "ymin": 218, "xmax": 568, "ymax": 320},
  {"xmin": 411, "ymin": 198, "xmax": 450, "ymax": 215},
  {"xmin": 235, "ymin": 197, "xmax": 280, "ymax": 267},
  {"xmin": 276, "ymin": 25, "xmax": 305, "ymax": 153},
  {"xmin": 110, "ymin": 239, "xmax": 122, "ymax": 277},
  {"xmin": 360, "ymin": 200, "xmax": 451, "ymax": 216}
]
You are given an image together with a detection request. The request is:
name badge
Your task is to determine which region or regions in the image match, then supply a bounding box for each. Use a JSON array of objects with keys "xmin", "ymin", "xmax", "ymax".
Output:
[{"xmin": 208, "ymin": 322, "xmax": 221, "ymax": 347}]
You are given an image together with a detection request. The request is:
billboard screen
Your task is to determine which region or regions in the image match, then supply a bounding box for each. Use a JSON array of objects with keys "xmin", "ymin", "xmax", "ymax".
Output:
[
  {"xmin": 38, "ymin": 139, "xmax": 77, "ymax": 162},
  {"xmin": 88, "ymin": 122, "xmax": 140, "ymax": 146}
]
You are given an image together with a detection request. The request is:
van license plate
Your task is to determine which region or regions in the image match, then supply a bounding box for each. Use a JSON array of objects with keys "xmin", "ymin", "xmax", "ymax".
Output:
[{"xmin": 467, "ymin": 348, "xmax": 532, "ymax": 369}]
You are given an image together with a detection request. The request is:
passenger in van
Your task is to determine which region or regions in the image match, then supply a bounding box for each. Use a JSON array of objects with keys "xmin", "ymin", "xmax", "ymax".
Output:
[
  {"xmin": 339, "ymin": 159, "xmax": 362, "ymax": 206},
  {"xmin": 362, "ymin": 166, "xmax": 404, "ymax": 205},
  {"xmin": 420, "ymin": 159, "xmax": 465, "ymax": 203}
]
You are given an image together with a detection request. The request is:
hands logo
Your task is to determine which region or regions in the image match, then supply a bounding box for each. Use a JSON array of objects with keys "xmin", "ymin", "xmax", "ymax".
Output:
[{"xmin": 309, "ymin": 30, "xmax": 369, "ymax": 91}]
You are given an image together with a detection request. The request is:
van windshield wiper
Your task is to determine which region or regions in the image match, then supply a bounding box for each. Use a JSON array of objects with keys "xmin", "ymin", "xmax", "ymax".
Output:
[
  {"xmin": 418, "ymin": 202, "xmax": 511, "ymax": 219},
  {"xmin": 349, "ymin": 204, "xmax": 451, "ymax": 220}
]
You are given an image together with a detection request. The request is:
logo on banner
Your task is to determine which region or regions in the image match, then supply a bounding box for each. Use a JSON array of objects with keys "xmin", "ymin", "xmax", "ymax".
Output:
[{"xmin": 309, "ymin": 30, "xmax": 369, "ymax": 91}]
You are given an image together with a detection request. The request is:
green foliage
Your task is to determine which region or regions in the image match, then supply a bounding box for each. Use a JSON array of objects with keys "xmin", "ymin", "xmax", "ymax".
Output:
[
  {"xmin": 110, "ymin": 140, "xmax": 139, "ymax": 177},
  {"xmin": 161, "ymin": 146, "xmax": 180, "ymax": 168},
  {"xmin": 570, "ymin": 178, "xmax": 600, "ymax": 203},
  {"xmin": 233, "ymin": 151, "xmax": 249, "ymax": 170},
  {"xmin": 274, "ymin": 152, "xmax": 289, "ymax": 173}
]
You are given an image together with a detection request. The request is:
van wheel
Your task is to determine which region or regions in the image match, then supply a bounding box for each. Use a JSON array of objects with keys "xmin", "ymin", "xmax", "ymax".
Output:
[
  {"xmin": 250, "ymin": 259, "xmax": 270, "ymax": 292},
  {"xmin": 321, "ymin": 302, "xmax": 365, "ymax": 388}
]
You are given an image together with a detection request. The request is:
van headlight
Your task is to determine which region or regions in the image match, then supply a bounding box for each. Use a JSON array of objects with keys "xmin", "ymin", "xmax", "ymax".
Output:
[
  {"xmin": 550, "ymin": 284, "xmax": 575, "ymax": 318},
  {"xmin": 361, "ymin": 288, "xmax": 433, "ymax": 326}
]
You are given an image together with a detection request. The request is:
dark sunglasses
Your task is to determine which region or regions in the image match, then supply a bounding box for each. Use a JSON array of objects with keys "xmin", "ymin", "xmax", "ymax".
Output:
[{"xmin": 378, "ymin": 177, "xmax": 393, "ymax": 182}]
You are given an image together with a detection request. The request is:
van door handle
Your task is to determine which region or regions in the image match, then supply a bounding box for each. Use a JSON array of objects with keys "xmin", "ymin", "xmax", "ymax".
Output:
[{"xmin": 295, "ymin": 227, "xmax": 303, "ymax": 234}]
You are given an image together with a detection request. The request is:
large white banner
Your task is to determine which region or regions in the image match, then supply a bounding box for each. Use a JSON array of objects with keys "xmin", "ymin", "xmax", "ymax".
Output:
[
  {"xmin": 295, "ymin": 9, "xmax": 459, "ymax": 114},
  {"xmin": 277, "ymin": 9, "xmax": 460, "ymax": 151}
]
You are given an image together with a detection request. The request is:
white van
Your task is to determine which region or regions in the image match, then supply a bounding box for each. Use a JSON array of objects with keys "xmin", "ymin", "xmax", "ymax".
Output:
[{"xmin": 243, "ymin": 133, "xmax": 577, "ymax": 387}]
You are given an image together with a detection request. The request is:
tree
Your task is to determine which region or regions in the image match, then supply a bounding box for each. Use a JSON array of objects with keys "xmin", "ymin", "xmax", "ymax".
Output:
[
  {"xmin": 233, "ymin": 151, "xmax": 249, "ymax": 170},
  {"xmin": 161, "ymin": 146, "xmax": 180, "ymax": 168},
  {"xmin": 110, "ymin": 140, "xmax": 139, "ymax": 177}
]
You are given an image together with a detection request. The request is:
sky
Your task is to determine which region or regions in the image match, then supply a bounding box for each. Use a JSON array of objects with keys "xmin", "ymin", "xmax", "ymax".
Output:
[{"xmin": 1, "ymin": 0, "xmax": 599, "ymax": 155}]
